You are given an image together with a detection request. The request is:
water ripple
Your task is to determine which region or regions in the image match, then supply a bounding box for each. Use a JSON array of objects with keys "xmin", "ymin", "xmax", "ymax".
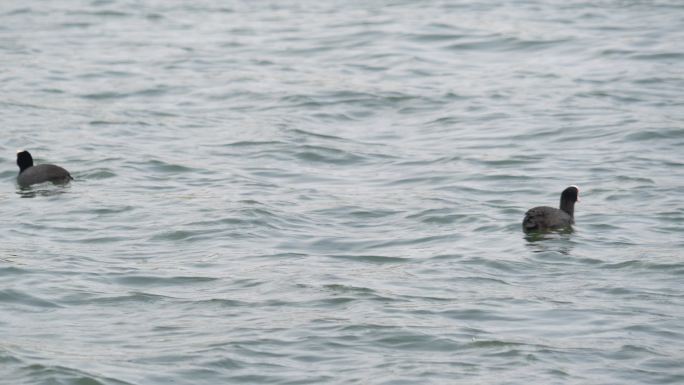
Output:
[{"xmin": 2, "ymin": 1, "xmax": 683, "ymax": 384}]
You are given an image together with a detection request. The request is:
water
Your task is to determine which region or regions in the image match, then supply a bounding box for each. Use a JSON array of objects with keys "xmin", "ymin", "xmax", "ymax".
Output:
[{"xmin": 2, "ymin": 1, "xmax": 684, "ymax": 384}]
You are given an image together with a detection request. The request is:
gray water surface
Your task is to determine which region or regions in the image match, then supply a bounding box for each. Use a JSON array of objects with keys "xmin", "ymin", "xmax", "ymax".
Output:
[{"xmin": 2, "ymin": 1, "xmax": 684, "ymax": 384}]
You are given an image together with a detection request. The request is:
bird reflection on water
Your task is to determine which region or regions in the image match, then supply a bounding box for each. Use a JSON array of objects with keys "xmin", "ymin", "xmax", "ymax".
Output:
[{"xmin": 524, "ymin": 229, "xmax": 576, "ymax": 256}]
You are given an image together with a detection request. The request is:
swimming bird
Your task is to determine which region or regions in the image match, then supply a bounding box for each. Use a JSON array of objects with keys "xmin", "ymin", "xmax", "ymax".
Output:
[
  {"xmin": 16, "ymin": 150, "xmax": 73, "ymax": 187},
  {"xmin": 522, "ymin": 186, "xmax": 579, "ymax": 232}
]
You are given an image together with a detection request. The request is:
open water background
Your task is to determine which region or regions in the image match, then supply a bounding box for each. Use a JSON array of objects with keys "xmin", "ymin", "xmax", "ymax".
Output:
[{"xmin": 1, "ymin": 1, "xmax": 683, "ymax": 384}]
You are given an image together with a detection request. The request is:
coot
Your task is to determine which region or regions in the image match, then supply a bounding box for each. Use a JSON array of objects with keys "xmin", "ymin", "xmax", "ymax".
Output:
[
  {"xmin": 522, "ymin": 186, "xmax": 579, "ymax": 232},
  {"xmin": 16, "ymin": 150, "xmax": 73, "ymax": 187}
]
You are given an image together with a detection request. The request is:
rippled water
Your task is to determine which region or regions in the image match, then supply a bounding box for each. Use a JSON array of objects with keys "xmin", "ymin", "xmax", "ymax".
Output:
[{"xmin": 2, "ymin": 1, "xmax": 684, "ymax": 384}]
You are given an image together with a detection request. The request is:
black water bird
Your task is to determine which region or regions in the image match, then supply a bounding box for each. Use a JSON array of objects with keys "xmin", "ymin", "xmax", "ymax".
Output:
[
  {"xmin": 522, "ymin": 186, "xmax": 579, "ymax": 232},
  {"xmin": 16, "ymin": 150, "xmax": 73, "ymax": 187}
]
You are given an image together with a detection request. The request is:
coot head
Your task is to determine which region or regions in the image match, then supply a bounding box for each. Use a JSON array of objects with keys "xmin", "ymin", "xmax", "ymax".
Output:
[
  {"xmin": 560, "ymin": 185, "xmax": 580, "ymax": 216},
  {"xmin": 16, "ymin": 150, "xmax": 34, "ymax": 173}
]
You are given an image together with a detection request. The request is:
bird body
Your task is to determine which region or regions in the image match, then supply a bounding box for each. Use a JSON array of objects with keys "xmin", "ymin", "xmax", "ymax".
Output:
[
  {"xmin": 16, "ymin": 150, "xmax": 72, "ymax": 187},
  {"xmin": 522, "ymin": 186, "xmax": 579, "ymax": 232},
  {"xmin": 522, "ymin": 205, "xmax": 574, "ymax": 231}
]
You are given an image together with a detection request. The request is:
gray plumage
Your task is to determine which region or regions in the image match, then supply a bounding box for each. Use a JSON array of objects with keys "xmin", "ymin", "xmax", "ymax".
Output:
[
  {"xmin": 522, "ymin": 186, "xmax": 579, "ymax": 232},
  {"xmin": 16, "ymin": 150, "xmax": 73, "ymax": 187}
]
